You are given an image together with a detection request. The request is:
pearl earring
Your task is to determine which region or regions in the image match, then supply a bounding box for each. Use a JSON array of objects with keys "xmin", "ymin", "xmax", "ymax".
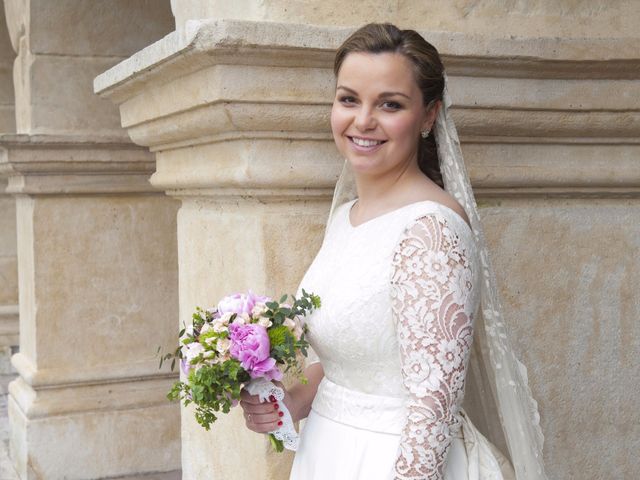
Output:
[{"xmin": 421, "ymin": 129, "xmax": 430, "ymax": 139}]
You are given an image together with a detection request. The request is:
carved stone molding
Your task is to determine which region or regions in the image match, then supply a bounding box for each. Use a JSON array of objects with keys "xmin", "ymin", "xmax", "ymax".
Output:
[
  {"xmin": 0, "ymin": 134, "xmax": 157, "ymax": 194},
  {"xmin": 95, "ymin": 20, "xmax": 640, "ymax": 199}
]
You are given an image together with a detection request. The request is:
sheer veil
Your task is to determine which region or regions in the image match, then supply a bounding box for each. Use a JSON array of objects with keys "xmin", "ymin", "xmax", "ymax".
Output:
[{"xmin": 324, "ymin": 74, "xmax": 548, "ymax": 479}]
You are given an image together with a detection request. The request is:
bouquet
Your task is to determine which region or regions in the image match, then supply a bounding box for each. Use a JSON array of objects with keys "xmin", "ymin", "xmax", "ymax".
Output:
[{"xmin": 161, "ymin": 289, "xmax": 320, "ymax": 452}]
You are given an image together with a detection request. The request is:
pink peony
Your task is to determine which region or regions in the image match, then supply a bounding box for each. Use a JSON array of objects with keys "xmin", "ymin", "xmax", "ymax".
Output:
[
  {"xmin": 216, "ymin": 290, "xmax": 272, "ymax": 318},
  {"xmin": 228, "ymin": 323, "xmax": 282, "ymax": 381}
]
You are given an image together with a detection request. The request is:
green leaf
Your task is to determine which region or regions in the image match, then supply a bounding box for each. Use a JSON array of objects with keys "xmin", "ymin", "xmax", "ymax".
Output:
[{"xmin": 269, "ymin": 434, "xmax": 284, "ymax": 453}]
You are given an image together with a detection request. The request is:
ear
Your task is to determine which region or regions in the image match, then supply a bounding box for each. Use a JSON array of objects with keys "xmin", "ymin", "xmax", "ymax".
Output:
[{"xmin": 421, "ymin": 100, "xmax": 441, "ymax": 131}]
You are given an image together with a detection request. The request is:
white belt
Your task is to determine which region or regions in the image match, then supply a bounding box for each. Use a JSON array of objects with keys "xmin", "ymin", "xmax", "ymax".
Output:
[
  {"xmin": 311, "ymin": 376, "xmax": 408, "ymax": 435},
  {"xmin": 311, "ymin": 376, "xmax": 465, "ymax": 439}
]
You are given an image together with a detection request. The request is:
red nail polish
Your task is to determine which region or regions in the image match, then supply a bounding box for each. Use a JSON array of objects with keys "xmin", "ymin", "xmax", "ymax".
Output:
[
  {"xmin": 278, "ymin": 411, "xmax": 284, "ymax": 417},
  {"xmin": 274, "ymin": 403, "xmax": 279, "ymax": 409},
  {"xmin": 269, "ymin": 395, "xmax": 276, "ymax": 402},
  {"xmin": 277, "ymin": 420, "xmax": 283, "ymax": 426}
]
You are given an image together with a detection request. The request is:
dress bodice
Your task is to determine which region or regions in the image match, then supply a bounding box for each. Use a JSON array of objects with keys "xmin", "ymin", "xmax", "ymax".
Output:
[{"xmin": 296, "ymin": 199, "xmax": 479, "ymax": 398}]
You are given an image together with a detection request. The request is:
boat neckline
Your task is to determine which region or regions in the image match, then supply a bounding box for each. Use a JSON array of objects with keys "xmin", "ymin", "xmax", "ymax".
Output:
[{"xmin": 347, "ymin": 198, "xmax": 473, "ymax": 234}]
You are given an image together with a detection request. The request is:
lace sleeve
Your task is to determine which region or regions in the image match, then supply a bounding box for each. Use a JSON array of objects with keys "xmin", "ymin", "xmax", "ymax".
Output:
[{"xmin": 390, "ymin": 213, "xmax": 477, "ymax": 479}]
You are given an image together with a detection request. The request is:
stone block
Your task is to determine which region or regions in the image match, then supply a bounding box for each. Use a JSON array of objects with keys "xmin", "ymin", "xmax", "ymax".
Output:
[{"xmin": 480, "ymin": 198, "xmax": 640, "ymax": 479}]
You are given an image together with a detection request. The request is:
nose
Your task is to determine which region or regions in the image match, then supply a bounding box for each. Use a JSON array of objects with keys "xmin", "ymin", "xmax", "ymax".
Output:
[{"xmin": 354, "ymin": 106, "xmax": 376, "ymax": 132}]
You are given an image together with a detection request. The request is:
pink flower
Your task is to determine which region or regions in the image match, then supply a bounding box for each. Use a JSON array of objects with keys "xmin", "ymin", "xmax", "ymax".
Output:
[
  {"xmin": 228, "ymin": 323, "xmax": 282, "ymax": 381},
  {"xmin": 216, "ymin": 290, "xmax": 272, "ymax": 318}
]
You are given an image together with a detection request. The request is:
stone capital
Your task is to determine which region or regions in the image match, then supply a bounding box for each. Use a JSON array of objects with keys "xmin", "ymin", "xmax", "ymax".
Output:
[
  {"xmin": 95, "ymin": 20, "xmax": 640, "ymax": 199},
  {"xmin": 0, "ymin": 133, "xmax": 157, "ymax": 194}
]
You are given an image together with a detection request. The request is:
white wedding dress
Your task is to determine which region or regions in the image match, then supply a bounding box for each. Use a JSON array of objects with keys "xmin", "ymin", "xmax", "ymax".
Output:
[{"xmin": 290, "ymin": 198, "xmax": 515, "ymax": 480}]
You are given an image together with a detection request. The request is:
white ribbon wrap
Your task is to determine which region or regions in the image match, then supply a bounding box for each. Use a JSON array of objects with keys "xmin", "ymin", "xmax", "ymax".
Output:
[{"xmin": 245, "ymin": 377, "xmax": 299, "ymax": 451}]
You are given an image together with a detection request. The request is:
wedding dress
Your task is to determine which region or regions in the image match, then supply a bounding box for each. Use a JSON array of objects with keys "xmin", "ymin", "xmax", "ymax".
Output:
[{"xmin": 290, "ymin": 198, "xmax": 514, "ymax": 480}]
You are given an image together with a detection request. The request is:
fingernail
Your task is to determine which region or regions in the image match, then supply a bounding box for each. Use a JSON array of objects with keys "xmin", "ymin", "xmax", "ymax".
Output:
[
  {"xmin": 274, "ymin": 403, "xmax": 279, "ymax": 409},
  {"xmin": 277, "ymin": 421, "xmax": 283, "ymax": 426},
  {"xmin": 269, "ymin": 395, "xmax": 276, "ymax": 402},
  {"xmin": 278, "ymin": 411, "xmax": 284, "ymax": 417}
]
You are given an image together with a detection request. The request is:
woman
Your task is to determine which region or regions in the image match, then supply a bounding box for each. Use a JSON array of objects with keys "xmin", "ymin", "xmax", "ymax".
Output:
[{"xmin": 240, "ymin": 23, "xmax": 546, "ymax": 479}]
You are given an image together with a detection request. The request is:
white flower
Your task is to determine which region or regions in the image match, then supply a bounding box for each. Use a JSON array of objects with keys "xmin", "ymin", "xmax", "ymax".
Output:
[
  {"xmin": 183, "ymin": 342, "xmax": 204, "ymax": 365},
  {"xmin": 435, "ymin": 339, "xmax": 463, "ymax": 374},
  {"xmin": 257, "ymin": 316, "xmax": 273, "ymax": 328},
  {"xmin": 219, "ymin": 312, "xmax": 234, "ymax": 325},
  {"xmin": 402, "ymin": 350, "xmax": 443, "ymax": 397},
  {"xmin": 212, "ymin": 321, "xmax": 228, "ymax": 333},
  {"xmin": 425, "ymin": 250, "xmax": 451, "ymax": 285},
  {"xmin": 199, "ymin": 323, "xmax": 213, "ymax": 335},
  {"xmin": 216, "ymin": 338, "xmax": 230, "ymax": 354},
  {"xmin": 283, "ymin": 318, "xmax": 296, "ymax": 330},
  {"xmin": 204, "ymin": 336, "xmax": 216, "ymax": 346},
  {"xmin": 251, "ymin": 302, "xmax": 268, "ymax": 317}
]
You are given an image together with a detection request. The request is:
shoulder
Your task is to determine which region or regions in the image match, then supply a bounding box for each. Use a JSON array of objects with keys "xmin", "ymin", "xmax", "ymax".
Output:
[{"xmin": 392, "ymin": 204, "xmax": 477, "ymax": 265}]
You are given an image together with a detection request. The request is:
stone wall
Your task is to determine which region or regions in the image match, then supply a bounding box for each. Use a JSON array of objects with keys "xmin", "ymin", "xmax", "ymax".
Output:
[
  {"xmin": 0, "ymin": 0, "xmax": 633, "ymax": 478},
  {"xmin": 96, "ymin": 4, "xmax": 640, "ymax": 479},
  {"xmin": 2, "ymin": 1, "xmax": 183, "ymax": 479}
]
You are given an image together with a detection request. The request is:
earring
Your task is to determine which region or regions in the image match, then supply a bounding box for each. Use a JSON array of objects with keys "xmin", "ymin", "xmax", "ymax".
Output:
[{"xmin": 421, "ymin": 129, "xmax": 430, "ymax": 139}]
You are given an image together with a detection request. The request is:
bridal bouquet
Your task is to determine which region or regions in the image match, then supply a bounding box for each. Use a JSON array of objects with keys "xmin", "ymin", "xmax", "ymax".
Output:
[{"xmin": 161, "ymin": 289, "xmax": 320, "ymax": 451}]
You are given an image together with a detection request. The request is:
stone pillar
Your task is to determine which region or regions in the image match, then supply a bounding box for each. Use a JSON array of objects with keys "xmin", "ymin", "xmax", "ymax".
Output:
[
  {"xmin": 97, "ymin": 3, "xmax": 640, "ymax": 479},
  {"xmin": 0, "ymin": 2, "xmax": 18, "ymax": 389},
  {"xmin": 2, "ymin": 1, "xmax": 183, "ymax": 478}
]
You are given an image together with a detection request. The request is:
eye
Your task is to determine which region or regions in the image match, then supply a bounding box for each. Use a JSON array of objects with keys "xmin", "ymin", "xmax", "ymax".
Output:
[
  {"xmin": 338, "ymin": 95, "xmax": 357, "ymax": 105},
  {"xmin": 381, "ymin": 101, "xmax": 402, "ymax": 110}
]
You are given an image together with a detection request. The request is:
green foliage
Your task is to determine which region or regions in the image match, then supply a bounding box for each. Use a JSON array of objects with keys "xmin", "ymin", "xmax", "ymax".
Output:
[
  {"xmin": 163, "ymin": 289, "xmax": 322, "ymax": 446},
  {"xmin": 268, "ymin": 325, "xmax": 292, "ymax": 347}
]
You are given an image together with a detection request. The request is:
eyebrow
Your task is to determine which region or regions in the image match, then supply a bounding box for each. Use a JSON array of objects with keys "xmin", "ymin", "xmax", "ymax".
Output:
[{"xmin": 336, "ymin": 85, "xmax": 411, "ymax": 100}]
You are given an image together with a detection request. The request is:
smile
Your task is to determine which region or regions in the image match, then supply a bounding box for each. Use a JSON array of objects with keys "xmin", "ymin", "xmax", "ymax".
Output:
[{"xmin": 347, "ymin": 136, "xmax": 387, "ymax": 151}]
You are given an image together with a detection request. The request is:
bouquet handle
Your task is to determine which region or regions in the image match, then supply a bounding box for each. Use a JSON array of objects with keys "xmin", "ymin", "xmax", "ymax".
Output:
[{"xmin": 245, "ymin": 377, "xmax": 299, "ymax": 451}]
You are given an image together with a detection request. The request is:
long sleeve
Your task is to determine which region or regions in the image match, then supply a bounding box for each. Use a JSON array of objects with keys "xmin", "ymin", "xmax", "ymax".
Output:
[{"xmin": 390, "ymin": 213, "xmax": 477, "ymax": 480}]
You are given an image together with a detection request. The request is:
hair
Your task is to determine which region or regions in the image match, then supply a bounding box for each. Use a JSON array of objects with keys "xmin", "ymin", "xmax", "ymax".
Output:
[{"xmin": 334, "ymin": 23, "xmax": 445, "ymax": 188}]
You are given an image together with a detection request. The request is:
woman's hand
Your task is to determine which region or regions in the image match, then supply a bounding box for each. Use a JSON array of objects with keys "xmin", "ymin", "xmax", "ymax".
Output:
[{"xmin": 239, "ymin": 380, "xmax": 297, "ymax": 434}]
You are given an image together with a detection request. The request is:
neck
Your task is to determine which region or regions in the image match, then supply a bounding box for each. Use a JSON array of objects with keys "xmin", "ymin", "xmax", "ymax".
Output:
[{"xmin": 352, "ymin": 158, "xmax": 425, "ymax": 207}]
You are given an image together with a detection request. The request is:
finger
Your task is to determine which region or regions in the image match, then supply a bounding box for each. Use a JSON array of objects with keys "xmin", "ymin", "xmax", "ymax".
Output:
[
  {"xmin": 239, "ymin": 390, "xmax": 262, "ymax": 403},
  {"xmin": 240, "ymin": 400, "xmax": 280, "ymax": 415},
  {"xmin": 250, "ymin": 417, "xmax": 283, "ymax": 434}
]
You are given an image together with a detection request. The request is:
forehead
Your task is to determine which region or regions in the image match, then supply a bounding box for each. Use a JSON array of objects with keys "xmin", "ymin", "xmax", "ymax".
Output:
[{"xmin": 336, "ymin": 52, "xmax": 419, "ymax": 94}]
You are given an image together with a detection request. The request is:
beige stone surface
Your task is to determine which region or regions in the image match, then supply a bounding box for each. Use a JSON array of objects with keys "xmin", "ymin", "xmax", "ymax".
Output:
[
  {"xmin": 96, "ymin": 15, "xmax": 640, "ymax": 480},
  {"xmin": 177, "ymin": 198, "xmax": 326, "ymax": 480},
  {"xmin": 171, "ymin": 0, "xmax": 640, "ymax": 38},
  {"xmin": 8, "ymin": 191, "xmax": 182, "ymax": 479},
  {"xmin": 9, "ymin": 393, "xmax": 180, "ymax": 479},
  {"xmin": 6, "ymin": 0, "xmax": 173, "ymax": 136},
  {"xmin": 480, "ymin": 198, "xmax": 640, "ymax": 479},
  {"xmin": 1, "ymin": 2, "xmax": 183, "ymax": 478}
]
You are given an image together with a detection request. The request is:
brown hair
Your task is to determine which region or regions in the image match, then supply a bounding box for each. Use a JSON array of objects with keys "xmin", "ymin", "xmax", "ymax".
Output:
[{"xmin": 334, "ymin": 23, "xmax": 445, "ymax": 188}]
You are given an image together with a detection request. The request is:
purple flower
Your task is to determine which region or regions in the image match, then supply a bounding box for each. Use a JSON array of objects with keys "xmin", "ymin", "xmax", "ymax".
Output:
[
  {"xmin": 228, "ymin": 323, "xmax": 282, "ymax": 381},
  {"xmin": 217, "ymin": 290, "xmax": 272, "ymax": 318}
]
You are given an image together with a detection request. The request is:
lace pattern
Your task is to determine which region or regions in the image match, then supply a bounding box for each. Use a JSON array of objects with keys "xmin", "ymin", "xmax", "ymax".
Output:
[{"xmin": 390, "ymin": 214, "xmax": 478, "ymax": 479}]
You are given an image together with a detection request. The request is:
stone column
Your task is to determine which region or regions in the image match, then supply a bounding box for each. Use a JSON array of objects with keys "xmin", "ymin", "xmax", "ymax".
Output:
[
  {"xmin": 2, "ymin": 1, "xmax": 183, "ymax": 478},
  {"xmin": 97, "ymin": 3, "xmax": 640, "ymax": 479},
  {"xmin": 0, "ymin": 3, "xmax": 17, "ymax": 356}
]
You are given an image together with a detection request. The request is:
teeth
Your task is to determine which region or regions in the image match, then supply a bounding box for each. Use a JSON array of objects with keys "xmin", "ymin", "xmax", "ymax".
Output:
[{"xmin": 352, "ymin": 137, "xmax": 382, "ymax": 147}]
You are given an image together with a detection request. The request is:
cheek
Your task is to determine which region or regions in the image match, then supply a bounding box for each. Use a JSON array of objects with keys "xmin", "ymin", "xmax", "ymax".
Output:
[
  {"xmin": 330, "ymin": 104, "xmax": 349, "ymax": 137},
  {"xmin": 383, "ymin": 114, "xmax": 420, "ymax": 143}
]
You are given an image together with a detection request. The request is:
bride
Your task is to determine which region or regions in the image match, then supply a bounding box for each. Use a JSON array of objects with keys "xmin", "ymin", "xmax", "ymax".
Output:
[{"xmin": 240, "ymin": 23, "xmax": 547, "ymax": 479}]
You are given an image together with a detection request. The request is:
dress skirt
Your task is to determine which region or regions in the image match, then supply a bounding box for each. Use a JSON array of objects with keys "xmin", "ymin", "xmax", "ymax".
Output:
[{"xmin": 289, "ymin": 378, "xmax": 514, "ymax": 480}]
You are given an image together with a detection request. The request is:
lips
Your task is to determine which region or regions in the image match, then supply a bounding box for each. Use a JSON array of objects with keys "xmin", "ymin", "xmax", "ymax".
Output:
[{"xmin": 347, "ymin": 136, "xmax": 387, "ymax": 152}]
